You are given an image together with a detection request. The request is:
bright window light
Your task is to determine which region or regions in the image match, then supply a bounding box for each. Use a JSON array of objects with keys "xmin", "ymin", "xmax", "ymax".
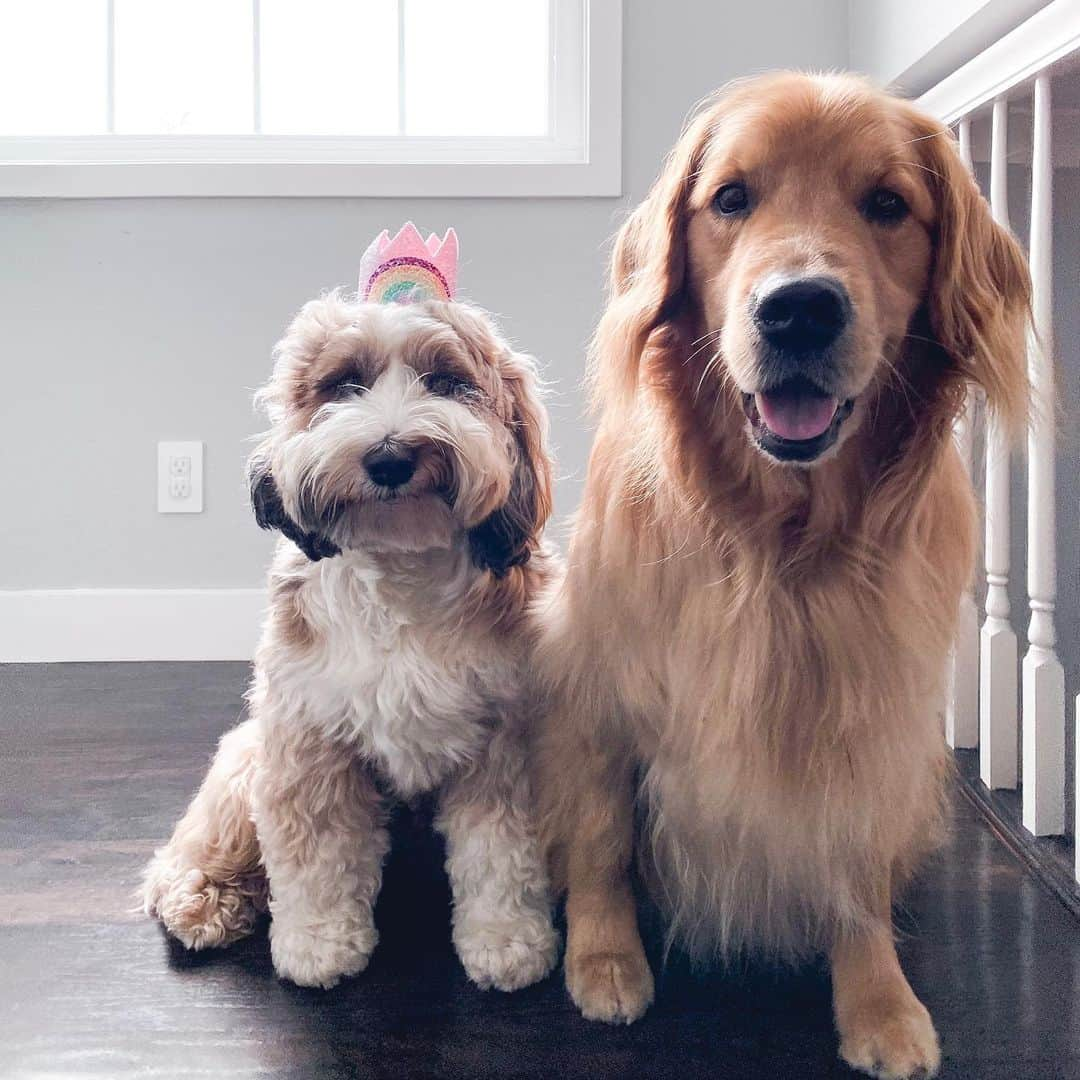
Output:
[
  {"xmin": 0, "ymin": 0, "xmax": 551, "ymax": 138},
  {"xmin": 0, "ymin": 0, "xmax": 107, "ymax": 135},
  {"xmin": 404, "ymin": 0, "xmax": 549, "ymax": 136},
  {"xmin": 114, "ymin": 0, "xmax": 254, "ymax": 135},
  {"xmin": 259, "ymin": 0, "xmax": 399, "ymax": 136},
  {"xmin": 0, "ymin": 0, "xmax": 620, "ymax": 198}
]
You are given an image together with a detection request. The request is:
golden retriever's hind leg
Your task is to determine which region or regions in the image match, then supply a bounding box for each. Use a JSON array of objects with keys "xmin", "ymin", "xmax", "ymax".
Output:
[
  {"xmin": 541, "ymin": 724, "xmax": 653, "ymax": 1024},
  {"xmin": 141, "ymin": 719, "xmax": 267, "ymax": 951},
  {"xmin": 831, "ymin": 918, "xmax": 941, "ymax": 1079}
]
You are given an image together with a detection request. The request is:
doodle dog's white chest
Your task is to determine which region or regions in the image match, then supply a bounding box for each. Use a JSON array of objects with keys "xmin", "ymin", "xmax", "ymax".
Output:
[{"xmin": 286, "ymin": 555, "xmax": 516, "ymax": 798}]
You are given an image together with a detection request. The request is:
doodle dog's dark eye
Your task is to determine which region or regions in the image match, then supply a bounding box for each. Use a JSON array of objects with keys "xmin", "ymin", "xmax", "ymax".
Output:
[
  {"xmin": 321, "ymin": 371, "xmax": 366, "ymax": 397},
  {"xmin": 713, "ymin": 182, "xmax": 750, "ymax": 216},
  {"xmin": 426, "ymin": 371, "xmax": 476, "ymax": 398},
  {"xmin": 863, "ymin": 188, "xmax": 910, "ymax": 224}
]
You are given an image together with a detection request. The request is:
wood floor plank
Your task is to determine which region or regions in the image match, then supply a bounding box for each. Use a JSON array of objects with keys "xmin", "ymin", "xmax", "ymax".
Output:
[{"xmin": 1, "ymin": 662, "xmax": 1079, "ymax": 1078}]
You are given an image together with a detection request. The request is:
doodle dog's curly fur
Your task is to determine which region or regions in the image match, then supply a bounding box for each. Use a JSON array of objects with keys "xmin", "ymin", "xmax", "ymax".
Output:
[{"xmin": 143, "ymin": 297, "xmax": 559, "ymax": 993}]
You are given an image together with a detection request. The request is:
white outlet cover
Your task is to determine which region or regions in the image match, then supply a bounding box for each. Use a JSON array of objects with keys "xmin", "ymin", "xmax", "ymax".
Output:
[{"xmin": 158, "ymin": 441, "xmax": 204, "ymax": 513}]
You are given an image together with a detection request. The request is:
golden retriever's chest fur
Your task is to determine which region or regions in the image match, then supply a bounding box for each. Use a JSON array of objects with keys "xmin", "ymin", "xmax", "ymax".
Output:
[
  {"xmin": 553, "ymin": 459, "xmax": 968, "ymax": 959},
  {"xmin": 636, "ymin": 549, "xmax": 952, "ymax": 958}
]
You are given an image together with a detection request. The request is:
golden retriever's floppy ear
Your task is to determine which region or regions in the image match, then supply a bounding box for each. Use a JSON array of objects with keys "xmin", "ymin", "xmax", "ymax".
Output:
[
  {"xmin": 468, "ymin": 347, "xmax": 554, "ymax": 577},
  {"xmin": 591, "ymin": 107, "xmax": 715, "ymax": 410},
  {"xmin": 915, "ymin": 113, "xmax": 1032, "ymax": 434}
]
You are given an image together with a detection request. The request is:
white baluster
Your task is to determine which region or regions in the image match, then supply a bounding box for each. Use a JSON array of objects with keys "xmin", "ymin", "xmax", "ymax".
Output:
[
  {"xmin": 1022, "ymin": 74, "xmax": 1065, "ymax": 836},
  {"xmin": 946, "ymin": 117, "xmax": 979, "ymax": 750},
  {"xmin": 980, "ymin": 98, "xmax": 1018, "ymax": 790}
]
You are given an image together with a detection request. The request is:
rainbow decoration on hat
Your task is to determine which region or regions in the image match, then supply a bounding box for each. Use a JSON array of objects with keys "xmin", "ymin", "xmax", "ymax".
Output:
[{"xmin": 359, "ymin": 222, "xmax": 458, "ymax": 304}]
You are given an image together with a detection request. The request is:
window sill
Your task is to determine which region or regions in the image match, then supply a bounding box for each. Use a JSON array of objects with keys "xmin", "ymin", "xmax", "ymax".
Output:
[{"xmin": 0, "ymin": 157, "xmax": 621, "ymax": 199}]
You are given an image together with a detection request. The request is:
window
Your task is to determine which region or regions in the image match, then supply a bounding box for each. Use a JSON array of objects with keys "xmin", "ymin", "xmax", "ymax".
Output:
[{"xmin": 0, "ymin": 0, "xmax": 620, "ymax": 197}]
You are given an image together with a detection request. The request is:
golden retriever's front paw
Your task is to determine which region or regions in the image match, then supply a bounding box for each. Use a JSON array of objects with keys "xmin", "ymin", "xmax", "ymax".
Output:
[
  {"xmin": 565, "ymin": 949, "xmax": 655, "ymax": 1024},
  {"xmin": 838, "ymin": 994, "xmax": 941, "ymax": 1079}
]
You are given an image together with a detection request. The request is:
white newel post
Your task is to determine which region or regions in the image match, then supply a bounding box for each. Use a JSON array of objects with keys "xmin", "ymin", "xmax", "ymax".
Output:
[
  {"xmin": 1022, "ymin": 74, "xmax": 1065, "ymax": 836},
  {"xmin": 980, "ymin": 97, "xmax": 1019, "ymax": 790},
  {"xmin": 946, "ymin": 117, "xmax": 980, "ymax": 750}
]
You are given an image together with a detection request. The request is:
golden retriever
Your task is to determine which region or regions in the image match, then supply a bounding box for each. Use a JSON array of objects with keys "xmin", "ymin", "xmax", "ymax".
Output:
[{"xmin": 534, "ymin": 71, "xmax": 1030, "ymax": 1079}]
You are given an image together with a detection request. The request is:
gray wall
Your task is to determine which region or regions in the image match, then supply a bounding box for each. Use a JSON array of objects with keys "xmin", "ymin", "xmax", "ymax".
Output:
[{"xmin": 0, "ymin": 0, "xmax": 847, "ymax": 590}]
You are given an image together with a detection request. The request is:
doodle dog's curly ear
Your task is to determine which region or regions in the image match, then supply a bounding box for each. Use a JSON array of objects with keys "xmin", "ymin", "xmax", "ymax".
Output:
[
  {"xmin": 247, "ymin": 449, "xmax": 340, "ymax": 563},
  {"xmin": 466, "ymin": 348, "xmax": 554, "ymax": 578},
  {"xmin": 428, "ymin": 308, "xmax": 552, "ymax": 578}
]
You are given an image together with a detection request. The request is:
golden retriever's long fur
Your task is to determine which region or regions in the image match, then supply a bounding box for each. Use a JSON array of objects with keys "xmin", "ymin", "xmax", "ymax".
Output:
[{"xmin": 534, "ymin": 72, "xmax": 1030, "ymax": 1079}]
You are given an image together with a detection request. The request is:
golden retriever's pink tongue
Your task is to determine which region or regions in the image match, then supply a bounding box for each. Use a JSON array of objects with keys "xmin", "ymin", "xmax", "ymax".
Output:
[{"xmin": 756, "ymin": 389, "xmax": 838, "ymax": 440}]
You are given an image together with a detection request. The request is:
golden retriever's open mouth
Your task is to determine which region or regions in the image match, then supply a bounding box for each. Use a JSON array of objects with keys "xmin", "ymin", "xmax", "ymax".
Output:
[{"xmin": 742, "ymin": 376, "xmax": 855, "ymax": 463}]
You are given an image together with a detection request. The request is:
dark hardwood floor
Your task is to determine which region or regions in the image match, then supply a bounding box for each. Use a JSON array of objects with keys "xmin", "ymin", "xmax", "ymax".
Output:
[{"xmin": 2, "ymin": 662, "xmax": 1079, "ymax": 1079}]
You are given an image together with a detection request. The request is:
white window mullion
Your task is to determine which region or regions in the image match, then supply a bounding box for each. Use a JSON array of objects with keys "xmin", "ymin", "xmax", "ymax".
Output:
[
  {"xmin": 252, "ymin": 0, "xmax": 262, "ymax": 134},
  {"xmin": 396, "ymin": 0, "xmax": 407, "ymax": 136},
  {"xmin": 546, "ymin": 0, "xmax": 557, "ymax": 139},
  {"xmin": 106, "ymin": 0, "xmax": 116, "ymax": 134},
  {"xmin": 551, "ymin": 0, "xmax": 585, "ymax": 155}
]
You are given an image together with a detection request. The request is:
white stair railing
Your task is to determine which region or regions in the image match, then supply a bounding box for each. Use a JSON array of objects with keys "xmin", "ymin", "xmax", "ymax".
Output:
[
  {"xmin": 1022, "ymin": 72, "xmax": 1066, "ymax": 836},
  {"xmin": 918, "ymin": 0, "xmax": 1078, "ymax": 879},
  {"xmin": 979, "ymin": 96, "xmax": 1019, "ymax": 792},
  {"xmin": 945, "ymin": 118, "xmax": 980, "ymax": 752}
]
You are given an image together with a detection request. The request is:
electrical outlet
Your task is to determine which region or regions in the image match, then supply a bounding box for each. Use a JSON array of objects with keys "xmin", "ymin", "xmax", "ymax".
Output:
[
  {"xmin": 168, "ymin": 454, "xmax": 192, "ymax": 499},
  {"xmin": 158, "ymin": 441, "xmax": 203, "ymax": 513}
]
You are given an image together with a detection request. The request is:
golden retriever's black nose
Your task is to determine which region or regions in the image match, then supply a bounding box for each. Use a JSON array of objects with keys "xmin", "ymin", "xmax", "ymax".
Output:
[
  {"xmin": 755, "ymin": 277, "xmax": 850, "ymax": 353},
  {"xmin": 364, "ymin": 444, "xmax": 417, "ymax": 488}
]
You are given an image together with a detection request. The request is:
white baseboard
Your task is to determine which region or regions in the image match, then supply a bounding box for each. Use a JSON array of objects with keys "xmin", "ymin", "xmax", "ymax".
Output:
[{"xmin": 0, "ymin": 588, "xmax": 267, "ymax": 662}]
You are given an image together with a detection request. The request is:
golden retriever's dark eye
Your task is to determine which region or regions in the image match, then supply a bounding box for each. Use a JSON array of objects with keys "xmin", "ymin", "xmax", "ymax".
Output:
[
  {"xmin": 426, "ymin": 371, "xmax": 476, "ymax": 398},
  {"xmin": 864, "ymin": 188, "xmax": 909, "ymax": 224},
  {"xmin": 713, "ymin": 182, "xmax": 750, "ymax": 216}
]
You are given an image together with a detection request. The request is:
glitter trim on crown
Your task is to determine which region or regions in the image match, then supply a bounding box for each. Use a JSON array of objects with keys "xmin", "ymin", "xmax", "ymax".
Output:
[{"xmin": 358, "ymin": 222, "xmax": 458, "ymax": 304}]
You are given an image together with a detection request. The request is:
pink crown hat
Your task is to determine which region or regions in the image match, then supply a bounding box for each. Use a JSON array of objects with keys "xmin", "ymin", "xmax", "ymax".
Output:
[{"xmin": 358, "ymin": 222, "xmax": 459, "ymax": 304}]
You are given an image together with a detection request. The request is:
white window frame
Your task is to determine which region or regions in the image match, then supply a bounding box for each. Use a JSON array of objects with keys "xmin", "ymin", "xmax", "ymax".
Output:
[{"xmin": 0, "ymin": 0, "xmax": 621, "ymax": 198}]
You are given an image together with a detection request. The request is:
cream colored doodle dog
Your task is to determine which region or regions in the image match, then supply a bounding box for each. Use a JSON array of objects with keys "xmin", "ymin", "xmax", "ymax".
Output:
[
  {"xmin": 143, "ymin": 227, "xmax": 559, "ymax": 992},
  {"xmin": 535, "ymin": 73, "xmax": 1031, "ymax": 1080}
]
